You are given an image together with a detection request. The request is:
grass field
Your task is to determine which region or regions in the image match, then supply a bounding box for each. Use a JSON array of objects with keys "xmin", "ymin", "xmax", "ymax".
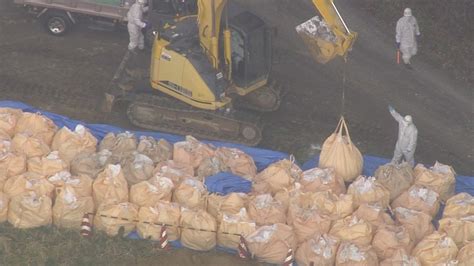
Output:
[{"xmin": 0, "ymin": 223, "xmax": 262, "ymax": 266}]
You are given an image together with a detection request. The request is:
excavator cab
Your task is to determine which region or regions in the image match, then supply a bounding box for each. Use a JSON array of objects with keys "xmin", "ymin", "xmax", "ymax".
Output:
[
  {"xmin": 228, "ymin": 12, "xmax": 272, "ymax": 89},
  {"xmin": 296, "ymin": 0, "xmax": 357, "ymax": 63}
]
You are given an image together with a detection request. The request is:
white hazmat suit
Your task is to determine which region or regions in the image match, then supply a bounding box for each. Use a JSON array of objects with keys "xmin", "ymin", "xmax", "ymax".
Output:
[
  {"xmin": 396, "ymin": 8, "xmax": 420, "ymax": 65},
  {"xmin": 389, "ymin": 106, "xmax": 418, "ymax": 167},
  {"xmin": 127, "ymin": 0, "xmax": 149, "ymax": 51}
]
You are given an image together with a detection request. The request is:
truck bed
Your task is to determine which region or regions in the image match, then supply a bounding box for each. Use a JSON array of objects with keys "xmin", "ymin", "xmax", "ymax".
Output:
[{"xmin": 14, "ymin": 0, "xmax": 132, "ymax": 20}]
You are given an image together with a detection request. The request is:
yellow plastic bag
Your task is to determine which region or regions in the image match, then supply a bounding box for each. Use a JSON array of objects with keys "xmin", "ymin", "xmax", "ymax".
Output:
[
  {"xmin": 379, "ymin": 248, "xmax": 420, "ymax": 266},
  {"xmin": 70, "ymin": 150, "xmax": 112, "ymax": 179},
  {"xmin": 136, "ymin": 136, "xmax": 172, "ymax": 164},
  {"xmin": 335, "ymin": 241, "xmax": 378, "ymax": 266},
  {"xmin": 312, "ymin": 191, "xmax": 354, "ymax": 220},
  {"xmin": 392, "ymin": 184, "xmax": 440, "ymax": 217},
  {"xmin": 443, "ymin": 193, "xmax": 474, "ymax": 219},
  {"xmin": 172, "ymin": 178, "xmax": 207, "ymax": 210},
  {"xmin": 53, "ymin": 187, "xmax": 94, "ymax": 229},
  {"xmin": 94, "ymin": 202, "xmax": 138, "ymax": 237},
  {"xmin": 253, "ymin": 159, "xmax": 301, "ymax": 194},
  {"xmin": 215, "ymin": 147, "xmax": 257, "ymax": 180},
  {"xmin": 0, "ymin": 152, "xmax": 26, "ymax": 179},
  {"xmin": 217, "ymin": 208, "xmax": 256, "ymax": 250},
  {"xmin": 0, "ymin": 108, "xmax": 23, "ymax": 137},
  {"xmin": 48, "ymin": 171, "xmax": 93, "ymax": 198},
  {"xmin": 207, "ymin": 192, "xmax": 248, "ymax": 221},
  {"xmin": 51, "ymin": 125, "xmax": 97, "ymax": 163},
  {"xmin": 173, "ymin": 136, "xmax": 215, "ymax": 169},
  {"xmin": 248, "ymin": 194, "xmax": 286, "ymax": 226},
  {"xmin": 99, "ymin": 132, "xmax": 137, "ymax": 161},
  {"xmin": 329, "ymin": 215, "xmax": 374, "ymax": 246},
  {"xmin": 353, "ymin": 203, "xmax": 394, "ymax": 231},
  {"xmin": 8, "ymin": 192, "xmax": 52, "ymax": 229},
  {"xmin": 136, "ymin": 202, "xmax": 181, "ymax": 241},
  {"xmin": 180, "ymin": 209, "xmax": 217, "ymax": 251},
  {"xmin": 414, "ymin": 162, "xmax": 456, "ymax": 203},
  {"xmin": 246, "ymin": 223, "xmax": 297, "ymax": 264},
  {"xmin": 375, "ymin": 162, "xmax": 414, "ymax": 201},
  {"xmin": 287, "ymin": 191, "xmax": 332, "ymax": 243},
  {"xmin": 92, "ymin": 164, "xmax": 129, "ymax": 206},
  {"xmin": 122, "ymin": 152, "xmax": 154, "ymax": 185},
  {"xmin": 372, "ymin": 225, "xmax": 413, "ymax": 260},
  {"xmin": 439, "ymin": 216, "xmax": 474, "ymax": 248},
  {"xmin": 27, "ymin": 151, "xmax": 69, "ymax": 177},
  {"xmin": 295, "ymin": 234, "xmax": 340, "ymax": 266},
  {"xmin": 347, "ymin": 175, "xmax": 390, "ymax": 209},
  {"xmin": 153, "ymin": 160, "xmax": 194, "ymax": 185},
  {"xmin": 130, "ymin": 177, "xmax": 174, "ymax": 207},
  {"xmin": 319, "ymin": 117, "xmax": 363, "ymax": 182},
  {"xmin": 300, "ymin": 167, "xmax": 346, "ymax": 195},
  {"xmin": 394, "ymin": 207, "xmax": 434, "ymax": 245},
  {"xmin": 4, "ymin": 172, "xmax": 54, "ymax": 198},
  {"xmin": 457, "ymin": 242, "xmax": 474, "ymax": 266},
  {"xmin": 11, "ymin": 133, "xmax": 50, "ymax": 158},
  {"xmin": 412, "ymin": 232, "xmax": 458, "ymax": 265},
  {"xmin": 15, "ymin": 112, "xmax": 57, "ymax": 145}
]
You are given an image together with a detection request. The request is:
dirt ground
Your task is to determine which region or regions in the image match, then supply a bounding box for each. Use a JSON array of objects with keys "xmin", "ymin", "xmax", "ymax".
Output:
[{"xmin": 0, "ymin": 0, "xmax": 473, "ymax": 264}]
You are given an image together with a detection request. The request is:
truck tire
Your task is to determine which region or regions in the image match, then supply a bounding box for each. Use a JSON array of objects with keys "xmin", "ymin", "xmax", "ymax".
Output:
[{"xmin": 43, "ymin": 11, "xmax": 72, "ymax": 36}]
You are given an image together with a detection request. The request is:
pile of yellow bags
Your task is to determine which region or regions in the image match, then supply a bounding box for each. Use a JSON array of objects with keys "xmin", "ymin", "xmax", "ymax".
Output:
[{"xmin": 2, "ymin": 109, "xmax": 471, "ymax": 265}]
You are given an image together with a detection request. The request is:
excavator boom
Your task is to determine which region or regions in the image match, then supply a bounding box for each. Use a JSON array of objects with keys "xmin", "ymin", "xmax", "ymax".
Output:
[
  {"xmin": 296, "ymin": 0, "xmax": 357, "ymax": 63},
  {"xmin": 197, "ymin": 0, "xmax": 228, "ymax": 68}
]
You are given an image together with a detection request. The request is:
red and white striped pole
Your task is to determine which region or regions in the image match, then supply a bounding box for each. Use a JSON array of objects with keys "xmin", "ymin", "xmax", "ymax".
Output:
[
  {"xmin": 282, "ymin": 248, "xmax": 294, "ymax": 266},
  {"xmin": 158, "ymin": 226, "xmax": 171, "ymax": 250},
  {"xmin": 80, "ymin": 213, "xmax": 92, "ymax": 237},
  {"xmin": 238, "ymin": 235, "xmax": 251, "ymax": 259}
]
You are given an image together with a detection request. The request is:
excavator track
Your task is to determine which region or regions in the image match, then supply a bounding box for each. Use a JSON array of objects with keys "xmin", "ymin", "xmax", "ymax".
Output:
[
  {"xmin": 233, "ymin": 80, "xmax": 284, "ymax": 112},
  {"xmin": 127, "ymin": 93, "xmax": 263, "ymax": 146}
]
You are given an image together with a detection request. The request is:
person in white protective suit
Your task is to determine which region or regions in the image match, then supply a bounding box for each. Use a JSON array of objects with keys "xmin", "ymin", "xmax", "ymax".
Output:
[
  {"xmin": 396, "ymin": 8, "xmax": 420, "ymax": 69},
  {"xmin": 389, "ymin": 105, "xmax": 418, "ymax": 167},
  {"xmin": 127, "ymin": 0, "xmax": 149, "ymax": 51}
]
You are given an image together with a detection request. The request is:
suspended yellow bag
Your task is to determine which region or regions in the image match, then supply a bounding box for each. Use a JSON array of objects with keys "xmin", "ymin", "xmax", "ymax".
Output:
[{"xmin": 319, "ymin": 117, "xmax": 363, "ymax": 182}]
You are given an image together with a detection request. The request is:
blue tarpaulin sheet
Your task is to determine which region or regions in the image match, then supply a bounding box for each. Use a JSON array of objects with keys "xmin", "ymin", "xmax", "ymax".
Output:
[{"xmin": 204, "ymin": 172, "xmax": 252, "ymax": 195}]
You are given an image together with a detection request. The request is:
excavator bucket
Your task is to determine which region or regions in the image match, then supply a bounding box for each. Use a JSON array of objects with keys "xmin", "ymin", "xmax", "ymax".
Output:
[
  {"xmin": 296, "ymin": 15, "xmax": 356, "ymax": 64},
  {"xmin": 296, "ymin": 16, "xmax": 339, "ymax": 64}
]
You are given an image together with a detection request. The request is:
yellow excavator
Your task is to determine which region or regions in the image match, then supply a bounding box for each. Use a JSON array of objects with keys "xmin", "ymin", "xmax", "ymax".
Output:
[{"xmin": 104, "ymin": 0, "xmax": 357, "ymax": 146}]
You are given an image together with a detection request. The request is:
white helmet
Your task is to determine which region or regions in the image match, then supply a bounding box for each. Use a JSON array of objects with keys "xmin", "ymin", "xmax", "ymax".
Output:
[
  {"xmin": 404, "ymin": 8, "xmax": 412, "ymax": 17},
  {"xmin": 137, "ymin": 0, "xmax": 147, "ymax": 4},
  {"xmin": 404, "ymin": 115, "xmax": 413, "ymax": 124}
]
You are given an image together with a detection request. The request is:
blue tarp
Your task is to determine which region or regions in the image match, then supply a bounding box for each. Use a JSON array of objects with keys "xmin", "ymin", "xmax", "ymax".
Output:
[
  {"xmin": 302, "ymin": 155, "xmax": 473, "ymax": 196},
  {"xmin": 204, "ymin": 172, "xmax": 252, "ymax": 195}
]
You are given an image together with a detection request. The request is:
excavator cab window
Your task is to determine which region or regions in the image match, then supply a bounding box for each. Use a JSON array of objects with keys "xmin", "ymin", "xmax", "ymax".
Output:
[{"xmin": 230, "ymin": 12, "xmax": 271, "ymax": 88}]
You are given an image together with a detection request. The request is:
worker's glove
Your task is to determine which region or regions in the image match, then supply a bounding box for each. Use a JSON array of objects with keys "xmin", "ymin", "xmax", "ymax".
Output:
[
  {"xmin": 416, "ymin": 34, "xmax": 421, "ymax": 42},
  {"xmin": 142, "ymin": 21, "xmax": 150, "ymax": 30},
  {"xmin": 388, "ymin": 105, "xmax": 395, "ymax": 113},
  {"xmin": 396, "ymin": 42, "xmax": 400, "ymax": 49}
]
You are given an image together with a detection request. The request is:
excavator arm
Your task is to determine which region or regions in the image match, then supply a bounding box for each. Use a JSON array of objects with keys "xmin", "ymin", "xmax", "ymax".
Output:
[
  {"xmin": 296, "ymin": 0, "xmax": 357, "ymax": 63},
  {"xmin": 197, "ymin": 0, "xmax": 228, "ymax": 69}
]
